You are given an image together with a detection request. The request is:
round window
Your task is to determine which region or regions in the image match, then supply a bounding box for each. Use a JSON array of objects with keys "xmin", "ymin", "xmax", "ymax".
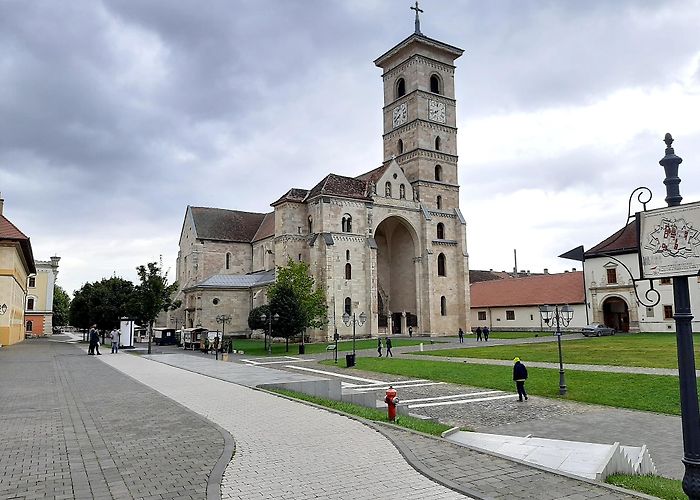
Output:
[
  {"xmin": 212, "ymin": 298, "xmax": 220, "ymax": 305},
  {"xmin": 393, "ymin": 173, "xmax": 398, "ymax": 179}
]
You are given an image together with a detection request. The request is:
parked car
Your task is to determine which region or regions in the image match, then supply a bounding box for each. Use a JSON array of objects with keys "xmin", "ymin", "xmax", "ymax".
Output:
[{"xmin": 582, "ymin": 323, "xmax": 615, "ymax": 337}]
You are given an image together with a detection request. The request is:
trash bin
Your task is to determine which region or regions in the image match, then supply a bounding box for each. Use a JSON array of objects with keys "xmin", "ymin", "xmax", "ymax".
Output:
[
  {"xmin": 346, "ymin": 353, "xmax": 356, "ymax": 367},
  {"xmin": 298, "ymin": 344, "xmax": 305, "ymax": 355}
]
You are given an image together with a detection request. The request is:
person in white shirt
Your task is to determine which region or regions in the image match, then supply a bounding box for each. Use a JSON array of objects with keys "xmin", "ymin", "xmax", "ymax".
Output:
[{"xmin": 110, "ymin": 328, "xmax": 120, "ymax": 354}]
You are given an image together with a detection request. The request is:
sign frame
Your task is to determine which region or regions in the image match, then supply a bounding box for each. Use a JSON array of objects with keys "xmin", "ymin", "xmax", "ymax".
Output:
[{"xmin": 637, "ymin": 201, "xmax": 700, "ymax": 279}]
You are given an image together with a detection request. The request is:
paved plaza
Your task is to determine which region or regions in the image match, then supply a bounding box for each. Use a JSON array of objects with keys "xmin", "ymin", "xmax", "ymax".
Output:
[{"xmin": 0, "ymin": 336, "xmax": 666, "ymax": 499}]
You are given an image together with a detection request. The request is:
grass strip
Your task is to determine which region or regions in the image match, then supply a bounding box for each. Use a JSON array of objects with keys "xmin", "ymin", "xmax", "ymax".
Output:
[
  {"xmin": 416, "ymin": 332, "xmax": 699, "ymax": 369},
  {"xmin": 230, "ymin": 338, "xmax": 432, "ymax": 356},
  {"xmin": 320, "ymin": 357, "xmax": 684, "ymax": 415},
  {"xmin": 606, "ymin": 474, "xmax": 685, "ymax": 500},
  {"xmin": 269, "ymin": 388, "xmax": 454, "ymax": 436}
]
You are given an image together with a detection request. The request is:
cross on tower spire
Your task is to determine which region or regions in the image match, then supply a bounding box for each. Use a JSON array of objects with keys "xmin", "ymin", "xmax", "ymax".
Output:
[{"xmin": 410, "ymin": 1, "xmax": 423, "ymax": 35}]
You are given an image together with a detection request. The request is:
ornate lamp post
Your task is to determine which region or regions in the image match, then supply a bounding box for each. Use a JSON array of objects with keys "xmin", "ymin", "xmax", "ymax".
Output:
[
  {"xmin": 659, "ymin": 134, "xmax": 700, "ymax": 498},
  {"xmin": 259, "ymin": 312, "xmax": 279, "ymax": 355},
  {"xmin": 538, "ymin": 304, "xmax": 574, "ymax": 395},
  {"xmin": 215, "ymin": 314, "xmax": 231, "ymax": 360},
  {"xmin": 342, "ymin": 310, "xmax": 366, "ymax": 367}
]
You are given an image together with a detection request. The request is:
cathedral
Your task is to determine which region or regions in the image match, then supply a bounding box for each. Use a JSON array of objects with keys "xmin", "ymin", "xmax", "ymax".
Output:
[{"xmin": 172, "ymin": 14, "xmax": 471, "ymax": 341}]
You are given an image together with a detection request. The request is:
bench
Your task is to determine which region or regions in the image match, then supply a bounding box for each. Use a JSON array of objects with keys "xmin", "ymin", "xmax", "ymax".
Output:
[{"xmin": 326, "ymin": 344, "xmax": 336, "ymax": 351}]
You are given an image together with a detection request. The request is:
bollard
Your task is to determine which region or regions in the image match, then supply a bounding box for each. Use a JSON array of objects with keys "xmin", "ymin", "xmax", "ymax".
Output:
[{"xmin": 419, "ymin": 343, "xmax": 424, "ymax": 352}]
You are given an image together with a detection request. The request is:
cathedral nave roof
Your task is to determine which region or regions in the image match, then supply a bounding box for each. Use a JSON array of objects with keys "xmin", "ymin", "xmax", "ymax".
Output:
[{"xmin": 190, "ymin": 206, "xmax": 267, "ymax": 243}]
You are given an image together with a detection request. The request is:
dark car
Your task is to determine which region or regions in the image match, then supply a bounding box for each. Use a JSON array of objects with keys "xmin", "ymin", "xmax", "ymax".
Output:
[{"xmin": 582, "ymin": 323, "xmax": 615, "ymax": 337}]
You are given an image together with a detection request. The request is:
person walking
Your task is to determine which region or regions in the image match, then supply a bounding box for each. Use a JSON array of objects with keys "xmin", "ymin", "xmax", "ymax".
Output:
[
  {"xmin": 408, "ymin": 326, "xmax": 413, "ymax": 337},
  {"xmin": 483, "ymin": 326, "xmax": 490, "ymax": 341},
  {"xmin": 513, "ymin": 357, "xmax": 528, "ymax": 402},
  {"xmin": 385, "ymin": 337, "xmax": 393, "ymax": 357},
  {"xmin": 458, "ymin": 328, "xmax": 464, "ymax": 343},
  {"xmin": 475, "ymin": 326, "xmax": 482, "ymax": 341},
  {"xmin": 110, "ymin": 328, "xmax": 120, "ymax": 354},
  {"xmin": 90, "ymin": 326, "xmax": 101, "ymax": 355},
  {"xmin": 377, "ymin": 337, "xmax": 383, "ymax": 357},
  {"xmin": 88, "ymin": 325, "xmax": 96, "ymax": 354}
]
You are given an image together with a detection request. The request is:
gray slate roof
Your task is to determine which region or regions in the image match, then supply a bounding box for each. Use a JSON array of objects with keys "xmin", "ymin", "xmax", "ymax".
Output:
[
  {"xmin": 190, "ymin": 206, "xmax": 267, "ymax": 242},
  {"xmin": 197, "ymin": 271, "xmax": 275, "ymax": 289}
]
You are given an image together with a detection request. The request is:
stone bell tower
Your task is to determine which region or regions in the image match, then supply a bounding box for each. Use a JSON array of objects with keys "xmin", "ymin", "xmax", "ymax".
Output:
[{"xmin": 374, "ymin": 3, "xmax": 463, "ymax": 212}]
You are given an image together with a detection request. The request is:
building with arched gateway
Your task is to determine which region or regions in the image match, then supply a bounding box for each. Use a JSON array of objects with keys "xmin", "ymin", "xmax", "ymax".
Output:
[{"xmin": 171, "ymin": 23, "xmax": 471, "ymax": 341}]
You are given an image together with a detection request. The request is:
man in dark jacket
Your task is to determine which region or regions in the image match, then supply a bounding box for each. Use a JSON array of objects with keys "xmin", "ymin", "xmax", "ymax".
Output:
[
  {"xmin": 89, "ymin": 326, "xmax": 101, "ymax": 355},
  {"xmin": 513, "ymin": 357, "xmax": 528, "ymax": 401}
]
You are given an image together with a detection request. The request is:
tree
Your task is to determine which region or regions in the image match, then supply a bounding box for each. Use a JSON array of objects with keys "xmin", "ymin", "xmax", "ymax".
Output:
[
  {"xmin": 267, "ymin": 259, "xmax": 327, "ymax": 349},
  {"xmin": 69, "ymin": 278, "xmax": 135, "ymax": 331},
  {"xmin": 248, "ymin": 304, "xmax": 270, "ymax": 331},
  {"xmin": 52, "ymin": 285, "xmax": 71, "ymax": 329},
  {"xmin": 133, "ymin": 262, "xmax": 179, "ymax": 354}
]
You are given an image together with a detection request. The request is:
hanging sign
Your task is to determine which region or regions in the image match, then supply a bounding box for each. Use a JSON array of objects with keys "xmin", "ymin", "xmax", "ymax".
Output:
[{"xmin": 638, "ymin": 201, "xmax": 700, "ymax": 279}]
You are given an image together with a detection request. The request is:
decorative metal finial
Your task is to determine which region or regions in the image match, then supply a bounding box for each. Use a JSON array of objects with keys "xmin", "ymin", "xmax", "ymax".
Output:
[
  {"xmin": 664, "ymin": 132, "xmax": 674, "ymax": 149},
  {"xmin": 410, "ymin": 1, "xmax": 423, "ymax": 35}
]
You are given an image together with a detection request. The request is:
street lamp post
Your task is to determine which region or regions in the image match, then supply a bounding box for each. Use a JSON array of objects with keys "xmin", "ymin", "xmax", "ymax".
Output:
[
  {"xmin": 660, "ymin": 134, "xmax": 700, "ymax": 499},
  {"xmin": 342, "ymin": 310, "xmax": 366, "ymax": 367},
  {"xmin": 539, "ymin": 304, "xmax": 574, "ymax": 395},
  {"xmin": 259, "ymin": 312, "xmax": 279, "ymax": 355},
  {"xmin": 215, "ymin": 314, "xmax": 231, "ymax": 360}
]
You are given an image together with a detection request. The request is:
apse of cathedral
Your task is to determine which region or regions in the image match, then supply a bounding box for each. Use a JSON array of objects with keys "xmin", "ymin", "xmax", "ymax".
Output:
[{"xmin": 172, "ymin": 8, "xmax": 470, "ymax": 340}]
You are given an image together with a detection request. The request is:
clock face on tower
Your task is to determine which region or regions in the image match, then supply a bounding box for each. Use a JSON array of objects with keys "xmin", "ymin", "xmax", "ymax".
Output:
[
  {"xmin": 428, "ymin": 99, "xmax": 446, "ymax": 123},
  {"xmin": 392, "ymin": 103, "xmax": 407, "ymax": 128}
]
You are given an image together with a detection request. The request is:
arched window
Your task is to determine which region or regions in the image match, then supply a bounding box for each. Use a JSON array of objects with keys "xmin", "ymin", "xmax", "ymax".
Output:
[
  {"xmin": 26, "ymin": 320, "xmax": 33, "ymax": 332},
  {"xmin": 27, "ymin": 297, "xmax": 35, "ymax": 310},
  {"xmin": 346, "ymin": 250, "xmax": 350, "ymax": 261},
  {"xmin": 440, "ymin": 296, "xmax": 447, "ymax": 316},
  {"xmin": 308, "ymin": 216, "xmax": 313, "ymax": 233},
  {"xmin": 397, "ymin": 139, "xmax": 404, "ymax": 154},
  {"xmin": 342, "ymin": 214, "xmax": 352, "ymax": 233},
  {"xmin": 399, "ymin": 184, "xmax": 406, "ymax": 199},
  {"xmin": 435, "ymin": 136, "xmax": 441, "ymax": 151},
  {"xmin": 437, "ymin": 223, "xmax": 445, "ymax": 240},
  {"xmin": 437, "ymin": 253, "xmax": 446, "ymax": 276},
  {"xmin": 225, "ymin": 252, "xmax": 231, "ymax": 270},
  {"xmin": 396, "ymin": 77, "xmax": 406, "ymax": 98},
  {"xmin": 344, "ymin": 297, "xmax": 352, "ymax": 315},
  {"xmin": 430, "ymin": 74, "xmax": 442, "ymax": 94},
  {"xmin": 436, "ymin": 195, "xmax": 442, "ymax": 210},
  {"xmin": 385, "ymin": 182, "xmax": 392, "ymax": 198},
  {"xmin": 28, "ymin": 276, "xmax": 36, "ymax": 287},
  {"xmin": 434, "ymin": 165, "xmax": 442, "ymax": 181},
  {"xmin": 345, "ymin": 263, "xmax": 352, "ymax": 280}
]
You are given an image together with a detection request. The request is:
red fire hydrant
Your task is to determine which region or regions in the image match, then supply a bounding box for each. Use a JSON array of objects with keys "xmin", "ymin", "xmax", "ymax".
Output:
[{"xmin": 385, "ymin": 386, "xmax": 398, "ymax": 422}]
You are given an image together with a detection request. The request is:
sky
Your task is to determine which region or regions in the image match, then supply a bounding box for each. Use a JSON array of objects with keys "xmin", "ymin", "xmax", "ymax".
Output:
[{"xmin": 2, "ymin": 0, "xmax": 700, "ymax": 295}]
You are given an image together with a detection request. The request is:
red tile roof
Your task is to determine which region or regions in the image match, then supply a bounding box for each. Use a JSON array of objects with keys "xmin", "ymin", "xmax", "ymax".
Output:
[
  {"xmin": 270, "ymin": 188, "xmax": 309, "ymax": 206},
  {"xmin": 0, "ymin": 214, "xmax": 36, "ymax": 274},
  {"xmin": 305, "ymin": 174, "xmax": 370, "ymax": 202},
  {"xmin": 470, "ymin": 272, "xmax": 584, "ymax": 308},
  {"xmin": 585, "ymin": 222, "xmax": 638, "ymax": 257}
]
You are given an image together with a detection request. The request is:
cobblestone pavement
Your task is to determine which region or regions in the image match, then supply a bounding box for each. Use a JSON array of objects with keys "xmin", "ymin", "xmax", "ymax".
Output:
[
  {"xmin": 99, "ymin": 353, "xmax": 467, "ymax": 500},
  {"xmin": 0, "ymin": 338, "xmax": 227, "ymax": 499}
]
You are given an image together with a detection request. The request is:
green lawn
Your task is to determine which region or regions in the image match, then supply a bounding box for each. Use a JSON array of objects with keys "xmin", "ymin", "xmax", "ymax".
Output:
[
  {"xmin": 417, "ymin": 332, "xmax": 694, "ymax": 369},
  {"xmin": 606, "ymin": 474, "xmax": 685, "ymax": 500},
  {"xmin": 229, "ymin": 338, "xmax": 429, "ymax": 356},
  {"xmin": 321, "ymin": 357, "xmax": 686, "ymax": 415},
  {"xmin": 269, "ymin": 388, "xmax": 454, "ymax": 436}
]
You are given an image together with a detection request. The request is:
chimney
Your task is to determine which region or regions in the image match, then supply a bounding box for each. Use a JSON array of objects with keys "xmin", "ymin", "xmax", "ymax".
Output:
[
  {"xmin": 0, "ymin": 193, "xmax": 4, "ymax": 215},
  {"xmin": 572, "ymin": 267, "xmax": 576, "ymax": 272},
  {"xmin": 544, "ymin": 268, "xmax": 549, "ymax": 274}
]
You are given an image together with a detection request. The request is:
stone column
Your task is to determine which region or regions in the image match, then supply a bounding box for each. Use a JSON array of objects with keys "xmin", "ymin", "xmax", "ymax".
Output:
[
  {"xmin": 401, "ymin": 311, "xmax": 407, "ymax": 334},
  {"xmin": 387, "ymin": 311, "xmax": 393, "ymax": 335}
]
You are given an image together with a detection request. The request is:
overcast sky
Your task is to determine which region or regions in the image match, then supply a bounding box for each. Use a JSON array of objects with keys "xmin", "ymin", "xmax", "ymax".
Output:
[{"xmin": 2, "ymin": 0, "xmax": 700, "ymax": 295}]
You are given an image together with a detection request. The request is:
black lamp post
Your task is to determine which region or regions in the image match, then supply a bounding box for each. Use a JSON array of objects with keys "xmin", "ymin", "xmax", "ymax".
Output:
[
  {"xmin": 539, "ymin": 304, "xmax": 574, "ymax": 395},
  {"xmin": 342, "ymin": 310, "xmax": 366, "ymax": 367},
  {"xmin": 215, "ymin": 314, "xmax": 231, "ymax": 360},
  {"xmin": 660, "ymin": 134, "xmax": 700, "ymax": 498},
  {"xmin": 259, "ymin": 312, "xmax": 279, "ymax": 355}
]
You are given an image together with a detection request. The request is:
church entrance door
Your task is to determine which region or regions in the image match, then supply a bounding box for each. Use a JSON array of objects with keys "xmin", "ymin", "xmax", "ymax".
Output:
[
  {"xmin": 375, "ymin": 216, "xmax": 418, "ymax": 334},
  {"xmin": 602, "ymin": 297, "xmax": 629, "ymax": 332}
]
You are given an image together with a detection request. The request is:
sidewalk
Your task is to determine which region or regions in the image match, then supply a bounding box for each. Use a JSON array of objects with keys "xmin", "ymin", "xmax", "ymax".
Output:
[{"xmin": 0, "ymin": 338, "xmax": 230, "ymax": 499}]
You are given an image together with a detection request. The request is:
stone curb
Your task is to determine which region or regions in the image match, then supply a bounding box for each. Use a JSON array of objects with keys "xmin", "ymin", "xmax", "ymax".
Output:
[
  {"xmin": 257, "ymin": 387, "xmax": 657, "ymax": 500},
  {"xmin": 95, "ymin": 351, "xmax": 236, "ymax": 500}
]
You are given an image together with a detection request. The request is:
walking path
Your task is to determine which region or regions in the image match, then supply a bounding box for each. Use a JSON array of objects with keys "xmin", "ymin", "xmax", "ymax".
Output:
[{"xmin": 0, "ymin": 338, "xmax": 228, "ymax": 500}]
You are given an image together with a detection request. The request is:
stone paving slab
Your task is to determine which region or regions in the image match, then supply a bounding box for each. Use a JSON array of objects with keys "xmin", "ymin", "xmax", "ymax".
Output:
[
  {"xmin": 99, "ymin": 353, "xmax": 467, "ymax": 499},
  {"xmin": 0, "ymin": 340, "xmax": 228, "ymax": 500}
]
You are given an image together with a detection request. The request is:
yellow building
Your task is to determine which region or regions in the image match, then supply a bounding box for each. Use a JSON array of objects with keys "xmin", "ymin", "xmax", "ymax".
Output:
[
  {"xmin": 25, "ymin": 257, "xmax": 60, "ymax": 336},
  {"xmin": 0, "ymin": 198, "xmax": 36, "ymax": 346}
]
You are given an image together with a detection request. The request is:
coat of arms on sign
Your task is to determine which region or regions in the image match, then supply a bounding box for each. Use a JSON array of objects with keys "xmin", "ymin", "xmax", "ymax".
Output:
[{"xmin": 645, "ymin": 217, "xmax": 700, "ymax": 258}]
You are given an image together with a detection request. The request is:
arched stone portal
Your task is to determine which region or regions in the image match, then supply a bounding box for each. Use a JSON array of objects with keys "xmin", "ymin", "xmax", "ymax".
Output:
[
  {"xmin": 375, "ymin": 217, "xmax": 418, "ymax": 334},
  {"xmin": 602, "ymin": 296, "xmax": 630, "ymax": 332}
]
